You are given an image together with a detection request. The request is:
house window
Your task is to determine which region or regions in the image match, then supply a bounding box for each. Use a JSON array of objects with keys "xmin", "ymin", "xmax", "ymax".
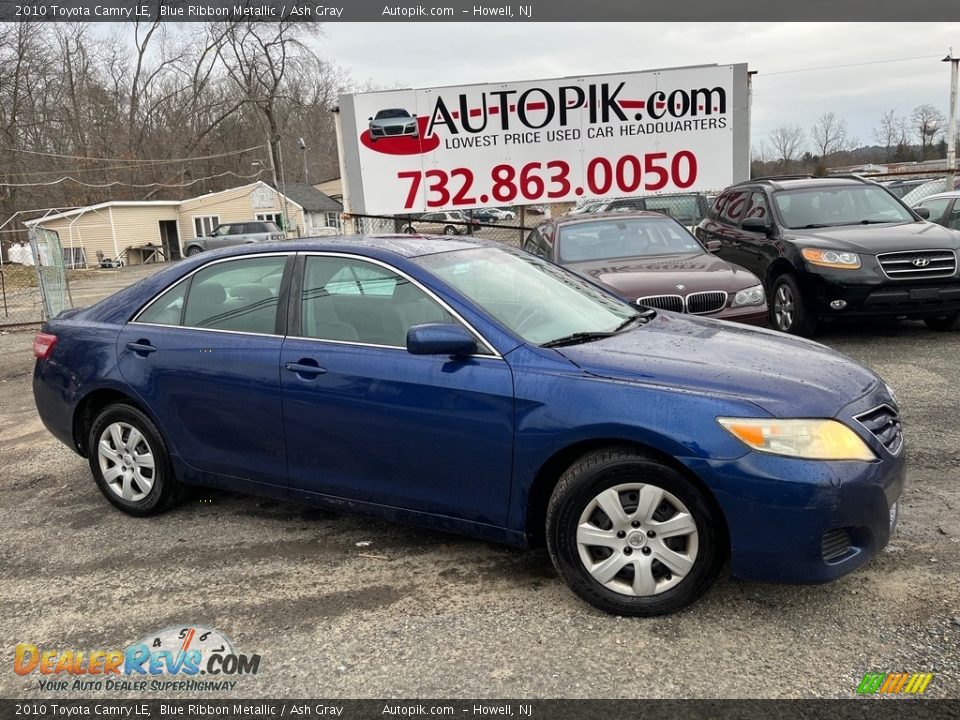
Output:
[
  {"xmin": 324, "ymin": 212, "xmax": 342, "ymax": 230},
  {"xmin": 193, "ymin": 215, "xmax": 220, "ymax": 237},
  {"xmin": 256, "ymin": 212, "xmax": 286, "ymax": 230}
]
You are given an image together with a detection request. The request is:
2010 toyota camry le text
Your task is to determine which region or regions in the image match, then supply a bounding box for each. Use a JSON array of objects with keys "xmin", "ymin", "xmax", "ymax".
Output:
[{"xmin": 32, "ymin": 236, "xmax": 904, "ymax": 616}]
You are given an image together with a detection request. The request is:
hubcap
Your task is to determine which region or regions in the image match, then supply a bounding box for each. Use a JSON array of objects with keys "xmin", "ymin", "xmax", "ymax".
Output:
[
  {"xmin": 576, "ymin": 483, "xmax": 699, "ymax": 597},
  {"xmin": 774, "ymin": 284, "xmax": 794, "ymax": 330},
  {"xmin": 97, "ymin": 422, "xmax": 156, "ymax": 502}
]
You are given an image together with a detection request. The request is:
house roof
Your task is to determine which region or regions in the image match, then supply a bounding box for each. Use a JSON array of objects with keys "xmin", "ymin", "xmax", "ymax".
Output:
[
  {"xmin": 23, "ymin": 201, "xmax": 180, "ymax": 226},
  {"xmin": 277, "ymin": 182, "xmax": 342, "ymax": 212}
]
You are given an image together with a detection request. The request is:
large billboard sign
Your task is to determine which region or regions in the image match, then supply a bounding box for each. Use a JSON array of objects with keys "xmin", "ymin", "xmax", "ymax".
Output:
[{"xmin": 337, "ymin": 64, "xmax": 750, "ymax": 216}]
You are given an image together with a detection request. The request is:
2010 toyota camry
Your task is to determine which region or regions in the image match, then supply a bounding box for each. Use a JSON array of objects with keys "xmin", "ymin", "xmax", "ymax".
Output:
[{"xmin": 32, "ymin": 236, "xmax": 904, "ymax": 616}]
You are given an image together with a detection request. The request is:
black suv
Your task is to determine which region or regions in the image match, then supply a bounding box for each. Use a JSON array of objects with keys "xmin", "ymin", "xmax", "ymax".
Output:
[{"xmin": 695, "ymin": 176, "xmax": 960, "ymax": 335}]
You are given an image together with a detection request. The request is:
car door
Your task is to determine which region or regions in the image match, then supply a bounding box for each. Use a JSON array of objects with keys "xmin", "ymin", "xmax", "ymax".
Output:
[
  {"xmin": 117, "ymin": 253, "xmax": 292, "ymax": 487},
  {"xmin": 280, "ymin": 252, "xmax": 515, "ymax": 525},
  {"xmin": 733, "ymin": 191, "xmax": 774, "ymax": 276},
  {"xmin": 708, "ymin": 188, "xmax": 752, "ymax": 269}
]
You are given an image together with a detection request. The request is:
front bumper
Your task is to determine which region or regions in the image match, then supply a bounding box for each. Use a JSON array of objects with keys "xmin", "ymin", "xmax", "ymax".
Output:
[
  {"xmin": 800, "ymin": 269, "xmax": 960, "ymax": 319},
  {"xmin": 714, "ymin": 304, "xmax": 768, "ymax": 327},
  {"xmin": 690, "ymin": 448, "xmax": 905, "ymax": 583}
]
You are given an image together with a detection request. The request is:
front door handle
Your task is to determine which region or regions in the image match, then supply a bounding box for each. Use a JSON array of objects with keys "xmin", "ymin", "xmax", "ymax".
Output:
[
  {"xmin": 126, "ymin": 340, "xmax": 157, "ymax": 356},
  {"xmin": 284, "ymin": 359, "xmax": 327, "ymax": 378}
]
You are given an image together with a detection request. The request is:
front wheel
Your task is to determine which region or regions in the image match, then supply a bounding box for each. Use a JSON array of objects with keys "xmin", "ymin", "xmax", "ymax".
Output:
[
  {"xmin": 924, "ymin": 312, "xmax": 959, "ymax": 331},
  {"xmin": 443, "ymin": 225, "xmax": 458, "ymax": 236},
  {"xmin": 88, "ymin": 403, "xmax": 182, "ymax": 516},
  {"xmin": 546, "ymin": 448, "xmax": 724, "ymax": 616},
  {"xmin": 770, "ymin": 273, "xmax": 817, "ymax": 336}
]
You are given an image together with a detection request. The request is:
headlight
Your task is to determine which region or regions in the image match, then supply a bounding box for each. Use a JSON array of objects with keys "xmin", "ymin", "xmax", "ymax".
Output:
[
  {"xmin": 717, "ymin": 417, "xmax": 876, "ymax": 461},
  {"xmin": 801, "ymin": 248, "xmax": 861, "ymax": 269},
  {"xmin": 732, "ymin": 284, "xmax": 765, "ymax": 307}
]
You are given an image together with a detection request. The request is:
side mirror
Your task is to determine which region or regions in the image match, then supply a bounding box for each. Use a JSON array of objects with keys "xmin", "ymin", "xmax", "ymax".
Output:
[
  {"xmin": 412, "ymin": 113, "xmax": 418, "ymax": 118},
  {"xmin": 914, "ymin": 207, "xmax": 931, "ymax": 219},
  {"xmin": 407, "ymin": 323, "xmax": 477, "ymax": 357},
  {"xmin": 368, "ymin": 116, "xmax": 373, "ymax": 121},
  {"xmin": 705, "ymin": 239, "xmax": 721, "ymax": 253},
  {"xmin": 741, "ymin": 217, "xmax": 769, "ymax": 233}
]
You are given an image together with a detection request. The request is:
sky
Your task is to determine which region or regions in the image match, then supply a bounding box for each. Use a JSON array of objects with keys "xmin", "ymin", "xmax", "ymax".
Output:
[{"xmin": 319, "ymin": 22, "xmax": 960, "ymax": 152}]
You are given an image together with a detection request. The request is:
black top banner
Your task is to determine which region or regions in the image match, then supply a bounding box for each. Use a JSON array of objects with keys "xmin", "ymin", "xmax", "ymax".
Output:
[{"xmin": 1, "ymin": 0, "xmax": 959, "ymax": 21}]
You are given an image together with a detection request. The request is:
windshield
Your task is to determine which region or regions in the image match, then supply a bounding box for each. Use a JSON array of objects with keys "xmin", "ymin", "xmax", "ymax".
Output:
[
  {"xmin": 375, "ymin": 109, "xmax": 409, "ymax": 119},
  {"xmin": 558, "ymin": 217, "xmax": 703, "ymax": 262},
  {"xmin": 415, "ymin": 246, "xmax": 639, "ymax": 346},
  {"xmin": 773, "ymin": 186, "xmax": 914, "ymax": 228}
]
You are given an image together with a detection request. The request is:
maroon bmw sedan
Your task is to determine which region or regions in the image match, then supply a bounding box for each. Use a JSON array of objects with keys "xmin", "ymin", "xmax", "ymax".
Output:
[{"xmin": 523, "ymin": 212, "xmax": 768, "ymax": 325}]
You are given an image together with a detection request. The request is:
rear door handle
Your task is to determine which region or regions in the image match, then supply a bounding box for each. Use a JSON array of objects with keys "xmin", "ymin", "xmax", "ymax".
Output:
[
  {"xmin": 126, "ymin": 340, "xmax": 157, "ymax": 356},
  {"xmin": 284, "ymin": 359, "xmax": 327, "ymax": 378}
]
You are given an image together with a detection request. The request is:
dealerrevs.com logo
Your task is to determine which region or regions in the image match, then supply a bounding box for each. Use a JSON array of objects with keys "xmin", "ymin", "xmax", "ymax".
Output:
[{"xmin": 14, "ymin": 626, "xmax": 261, "ymax": 693}]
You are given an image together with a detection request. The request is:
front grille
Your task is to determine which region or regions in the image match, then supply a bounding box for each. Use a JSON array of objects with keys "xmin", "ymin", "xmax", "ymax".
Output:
[
  {"xmin": 384, "ymin": 126, "xmax": 403, "ymax": 136},
  {"xmin": 854, "ymin": 404, "xmax": 904, "ymax": 455},
  {"xmin": 821, "ymin": 528, "xmax": 853, "ymax": 563},
  {"xmin": 877, "ymin": 249, "xmax": 957, "ymax": 280},
  {"xmin": 686, "ymin": 291, "xmax": 728, "ymax": 315},
  {"xmin": 638, "ymin": 295, "xmax": 684, "ymax": 313}
]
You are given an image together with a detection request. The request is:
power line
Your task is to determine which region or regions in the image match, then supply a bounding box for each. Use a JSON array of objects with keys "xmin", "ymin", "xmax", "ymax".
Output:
[
  {"xmin": 0, "ymin": 169, "xmax": 265, "ymax": 189},
  {"xmin": 763, "ymin": 54, "xmax": 942, "ymax": 77},
  {"xmin": 0, "ymin": 144, "xmax": 266, "ymax": 163}
]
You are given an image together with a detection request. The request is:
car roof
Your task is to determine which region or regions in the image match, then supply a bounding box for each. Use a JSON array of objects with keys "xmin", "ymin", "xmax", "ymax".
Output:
[
  {"xmin": 189, "ymin": 234, "xmax": 498, "ymax": 260},
  {"xmin": 736, "ymin": 177, "xmax": 877, "ymax": 191},
  {"xmin": 551, "ymin": 211, "xmax": 676, "ymax": 225},
  {"xmin": 914, "ymin": 191, "xmax": 960, "ymax": 201}
]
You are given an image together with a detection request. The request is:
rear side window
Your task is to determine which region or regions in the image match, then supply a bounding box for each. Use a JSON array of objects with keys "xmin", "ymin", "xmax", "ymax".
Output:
[
  {"xmin": 714, "ymin": 190, "xmax": 748, "ymax": 226},
  {"xmin": 139, "ymin": 256, "xmax": 286, "ymax": 334},
  {"xmin": 917, "ymin": 197, "xmax": 950, "ymax": 222}
]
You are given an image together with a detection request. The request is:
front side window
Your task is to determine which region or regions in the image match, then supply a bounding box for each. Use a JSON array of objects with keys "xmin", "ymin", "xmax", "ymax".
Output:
[
  {"xmin": 773, "ymin": 185, "xmax": 914, "ymax": 229},
  {"xmin": 300, "ymin": 256, "xmax": 459, "ymax": 347},
  {"xmin": 416, "ymin": 246, "xmax": 637, "ymax": 346},
  {"xmin": 743, "ymin": 192, "xmax": 769, "ymax": 223},
  {"xmin": 138, "ymin": 256, "xmax": 285, "ymax": 334}
]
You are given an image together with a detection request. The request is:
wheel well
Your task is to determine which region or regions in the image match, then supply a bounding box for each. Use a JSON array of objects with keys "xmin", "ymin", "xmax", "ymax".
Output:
[
  {"xmin": 765, "ymin": 259, "xmax": 795, "ymax": 290},
  {"xmin": 524, "ymin": 439, "xmax": 730, "ymax": 552},
  {"xmin": 72, "ymin": 389, "xmax": 145, "ymax": 457}
]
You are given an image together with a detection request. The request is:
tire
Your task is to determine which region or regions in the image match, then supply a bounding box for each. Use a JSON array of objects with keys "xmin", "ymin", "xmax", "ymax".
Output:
[
  {"xmin": 770, "ymin": 273, "xmax": 817, "ymax": 336},
  {"xmin": 546, "ymin": 447, "xmax": 724, "ymax": 616},
  {"xmin": 185, "ymin": 246, "xmax": 202, "ymax": 257},
  {"xmin": 87, "ymin": 403, "xmax": 182, "ymax": 517},
  {"xmin": 443, "ymin": 225, "xmax": 458, "ymax": 236},
  {"xmin": 924, "ymin": 313, "xmax": 959, "ymax": 331},
  {"xmin": 402, "ymin": 226, "xmax": 415, "ymax": 234}
]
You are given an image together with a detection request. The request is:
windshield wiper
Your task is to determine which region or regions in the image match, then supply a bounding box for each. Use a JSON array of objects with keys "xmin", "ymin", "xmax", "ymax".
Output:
[
  {"xmin": 614, "ymin": 308, "xmax": 657, "ymax": 332},
  {"xmin": 540, "ymin": 331, "xmax": 616, "ymax": 349},
  {"xmin": 542, "ymin": 310, "xmax": 657, "ymax": 348}
]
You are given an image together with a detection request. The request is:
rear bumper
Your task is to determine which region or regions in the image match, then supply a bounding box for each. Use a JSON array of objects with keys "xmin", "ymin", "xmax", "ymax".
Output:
[{"xmin": 685, "ymin": 432, "xmax": 905, "ymax": 583}]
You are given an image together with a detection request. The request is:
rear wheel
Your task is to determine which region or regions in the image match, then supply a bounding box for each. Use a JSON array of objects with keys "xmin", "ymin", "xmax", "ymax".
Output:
[
  {"xmin": 546, "ymin": 447, "xmax": 724, "ymax": 616},
  {"xmin": 402, "ymin": 226, "xmax": 415, "ymax": 234},
  {"xmin": 924, "ymin": 312, "xmax": 959, "ymax": 331},
  {"xmin": 88, "ymin": 403, "xmax": 182, "ymax": 516},
  {"xmin": 770, "ymin": 273, "xmax": 817, "ymax": 336},
  {"xmin": 185, "ymin": 246, "xmax": 202, "ymax": 257},
  {"xmin": 443, "ymin": 225, "xmax": 458, "ymax": 236}
]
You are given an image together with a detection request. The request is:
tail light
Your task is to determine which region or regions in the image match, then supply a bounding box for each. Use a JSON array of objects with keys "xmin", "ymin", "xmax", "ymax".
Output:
[{"xmin": 32, "ymin": 332, "xmax": 57, "ymax": 360}]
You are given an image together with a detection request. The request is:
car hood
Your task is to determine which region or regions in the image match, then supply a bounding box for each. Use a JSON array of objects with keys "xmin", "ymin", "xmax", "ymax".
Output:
[
  {"xmin": 556, "ymin": 312, "xmax": 879, "ymax": 417},
  {"xmin": 787, "ymin": 220, "xmax": 960, "ymax": 253},
  {"xmin": 565, "ymin": 252, "xmax": 758, "ymax": 298}
]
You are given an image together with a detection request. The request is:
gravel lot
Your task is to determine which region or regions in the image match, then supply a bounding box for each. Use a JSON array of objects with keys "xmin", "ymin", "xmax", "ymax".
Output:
[{"xmin": 1, "ymin": 265, "xmax": 958, "ymax": 699}]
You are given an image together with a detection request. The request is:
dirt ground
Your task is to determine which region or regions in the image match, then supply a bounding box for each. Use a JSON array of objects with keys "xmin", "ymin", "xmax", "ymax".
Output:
[{"xmin": 0, "ymin": 265, "xmax": 958, "ymax": 699}]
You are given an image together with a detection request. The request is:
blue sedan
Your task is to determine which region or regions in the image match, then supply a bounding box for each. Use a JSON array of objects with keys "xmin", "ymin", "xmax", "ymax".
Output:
[{"xmin": 32, "ymin": 236, "xmax": 904, "ymax": 615}]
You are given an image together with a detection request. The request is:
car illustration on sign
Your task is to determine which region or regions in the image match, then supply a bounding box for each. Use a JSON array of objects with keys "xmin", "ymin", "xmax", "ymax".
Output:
[
  {"xmin": 33, "ymin": 235, "xmax": 903, "ymax": 616},
  {"xmin": 368, "ymin": 108, "xmax": 419, "ymax": 141}
]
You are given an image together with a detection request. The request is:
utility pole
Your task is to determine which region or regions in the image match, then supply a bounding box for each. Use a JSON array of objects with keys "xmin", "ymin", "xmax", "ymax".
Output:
[
  {"xmin": 299, "ymin": 137, "xmax": 309, "ymax": 184},
  {"xmin": 945, "ymin": 50, "xmax": 959, "ymax": 191}
]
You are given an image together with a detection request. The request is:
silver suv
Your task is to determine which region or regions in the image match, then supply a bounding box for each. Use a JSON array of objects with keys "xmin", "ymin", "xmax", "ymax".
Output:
[{"xmin": 183, "ymin": 221, "xmax": 284, "ymax": 256}]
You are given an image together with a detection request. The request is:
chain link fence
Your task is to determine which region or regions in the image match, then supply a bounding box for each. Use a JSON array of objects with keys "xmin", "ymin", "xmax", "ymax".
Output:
[
  {"xmin": 0, "ymin": 226, "xmax": 73, "ymax": 328},
  {"xmin": 348, "ymin": 213, "xmax": 535, "ymax": 249}
]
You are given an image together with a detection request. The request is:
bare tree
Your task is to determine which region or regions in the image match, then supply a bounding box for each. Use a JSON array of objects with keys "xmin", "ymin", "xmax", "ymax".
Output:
[
  {"xmin": 912, "ymin": 104, "xmax": 945, "ymax": 161},
  {"xmin": 873, "ymin": 109, "xmax": 908, "ymax": 162},
  {"xmin": 768, "ymin": 125, "xmax": 806, "ymax": 173},
  {"xmin": 810, "ymin": 112, "xmax": 848, "ymax": 164}
]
